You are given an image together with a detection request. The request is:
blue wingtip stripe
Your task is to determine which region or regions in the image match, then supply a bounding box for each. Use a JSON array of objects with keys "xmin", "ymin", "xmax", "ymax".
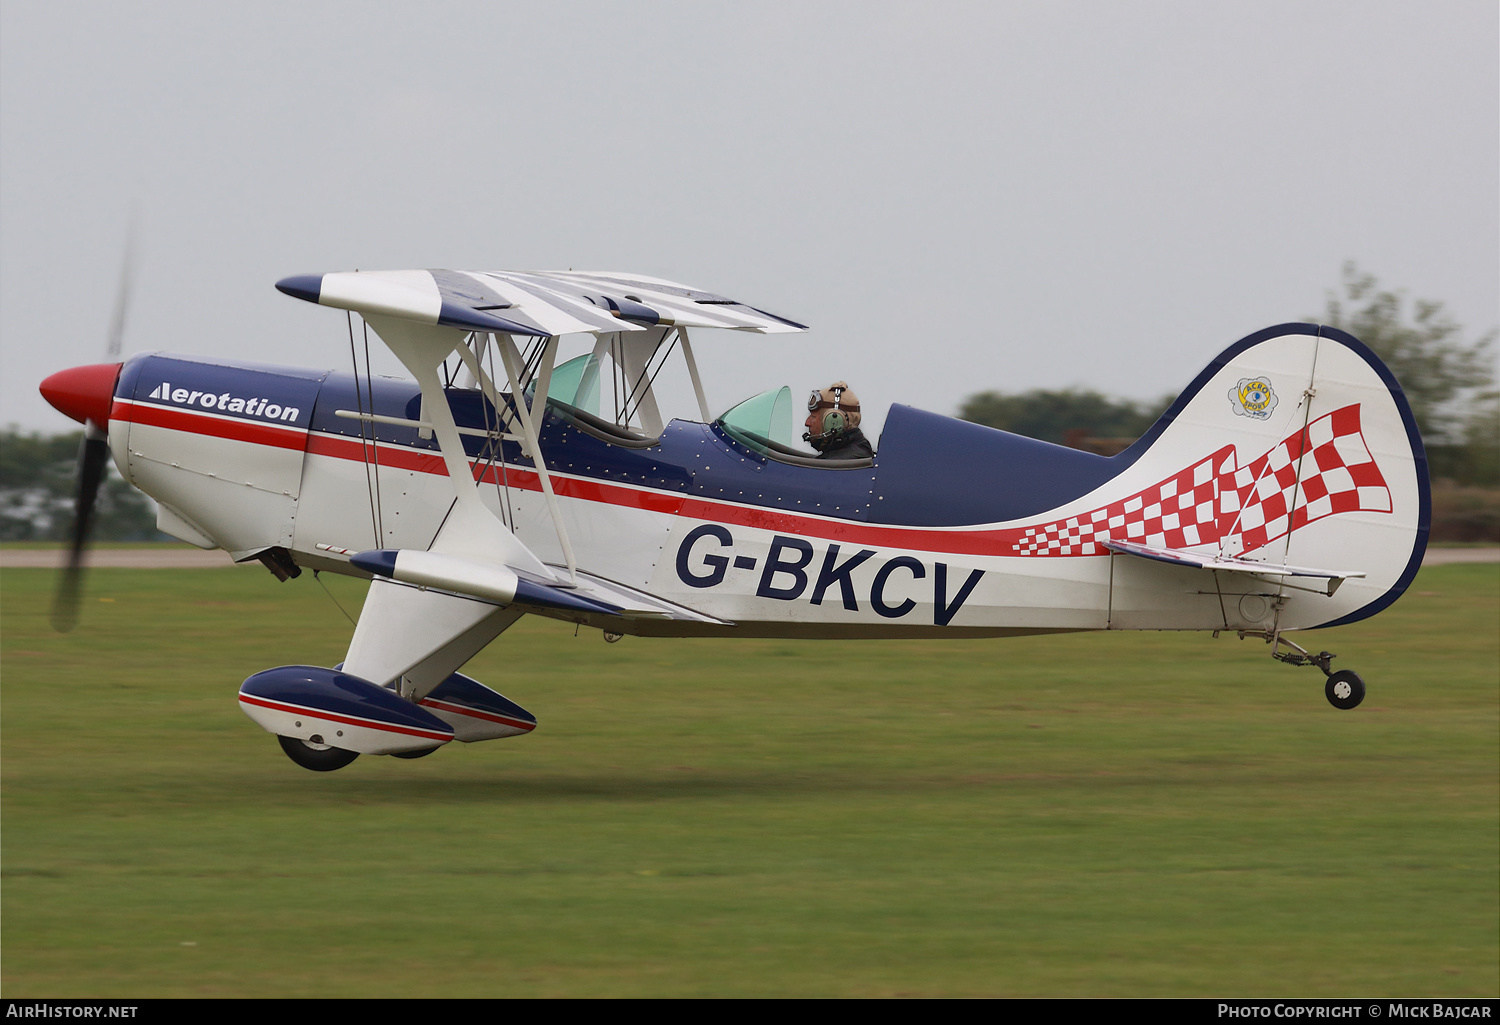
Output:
[
  {"xmin": 275, "ymin": 275, "xmax": 324, "ymax": 304},
  {"xmin": 438, "ymin": 301, "xmax": 550, "ymax": 336},
  {"xmin": 350, "ymin": 549, "xmax": 398, "ymax": 577},
  {"xmin": 514, "ymin": 578, "xmax": 622, "ymax": 615}
]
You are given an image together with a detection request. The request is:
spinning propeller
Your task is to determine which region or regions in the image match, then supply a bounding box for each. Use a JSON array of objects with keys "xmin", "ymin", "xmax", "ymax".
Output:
[{"xmin": 39, "ymin": 239, "xmax": 133, "ymax": 631}]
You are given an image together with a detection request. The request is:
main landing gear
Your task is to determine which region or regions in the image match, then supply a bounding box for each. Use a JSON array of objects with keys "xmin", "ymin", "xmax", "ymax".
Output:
[
  {"xmin": 278, "ymin": 735, "xmax": 360, "ymax": 771},
  {"xmin": 390, "ymin": 746, "xmax": 439, "ymax": 760},
  {"xmin": 274, "ymin": 736, "xmax": 443, "ymax": 770}
]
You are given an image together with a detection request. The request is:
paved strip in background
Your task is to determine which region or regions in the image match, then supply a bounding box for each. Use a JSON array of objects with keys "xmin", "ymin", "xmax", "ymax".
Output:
[
  {"xmin": 1424, "ymin": 547, "xmax": 1500, "ymax": 565},
  {"xmin": 1, "ymin": 548, "xmax": 238, "ymax": 568},
  {"xmin": 2, "ymin": 547, "xmax": 1497, "ymax": 569}
]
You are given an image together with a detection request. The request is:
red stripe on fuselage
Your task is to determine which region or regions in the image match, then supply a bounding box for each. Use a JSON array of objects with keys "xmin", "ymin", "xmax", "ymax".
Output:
[
  {"xmin": 115, "ymin": 399, "xmax": 309, "ymax": 452},
  {"xmin": 470, "ymin": 461, "xmax": 1013, "ymax": 554},
  {"xmin": 304, "ymin": 430, "xmax": 447, "ymax": 474},
  {"xmin": 124, "ymin": 397, "xmax": 1026, "ymax": 556}
]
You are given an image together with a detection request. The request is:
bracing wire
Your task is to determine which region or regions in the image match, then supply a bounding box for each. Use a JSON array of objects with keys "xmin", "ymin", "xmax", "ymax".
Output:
[
  {"xmin": 362, "ymin": 318, "xmax": 386, "ymax": 543},
  {"xmin": 347, "ymin": 312, "xmax": 381, "ymax": 548},
  {"xmin": 485, "ymin": 334, "xmax": 517, "ymax": 529},
  {"xmin": 520, "ymin": 336, "xmax": 545, "ymax": 387},
  {"xmin": 622, "ymin": 330, "xmax": 677, "ymax": 426},
  {"xmin": 473, "ymin": 335, "xmax": 510, "ymax": 530},
  {"xmin": 313, "ymin": 569, "xmax": 357, "ymax": 627},
  {"xmin": 611, "ymin": 334, "xmax": 626, "ymax": 427},
  {"xmin": 1280, "ymin": 332, "xmax": 1325, "ymax": 571}
]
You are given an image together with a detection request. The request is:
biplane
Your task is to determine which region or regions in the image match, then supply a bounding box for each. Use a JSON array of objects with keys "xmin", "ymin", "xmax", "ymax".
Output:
[{"xmin": 39, "ymin": 269, "xmax": 1429, "ymax": 770}]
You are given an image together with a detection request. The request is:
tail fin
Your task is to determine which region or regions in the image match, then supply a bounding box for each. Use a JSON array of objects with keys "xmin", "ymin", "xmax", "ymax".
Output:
[{"xmin": 1112, "ymin": 323, "xmax": 1428, "ymax": 627}]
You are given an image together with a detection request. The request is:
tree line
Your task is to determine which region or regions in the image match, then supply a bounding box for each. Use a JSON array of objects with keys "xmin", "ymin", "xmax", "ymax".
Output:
[
  {"xmin": 959, "ymin": 264, "xmax": 1497, "ymax": 487},
  {"xmin": 0, "ymin": 430, "xmax": 163, "ymax": 541}
]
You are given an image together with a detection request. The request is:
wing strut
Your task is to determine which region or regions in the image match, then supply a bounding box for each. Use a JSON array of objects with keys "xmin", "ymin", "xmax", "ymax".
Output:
[
  {"xmin": 493, "ymin": 333, "xmax": 577, "ymax": 582},
  {"xmin": 448, "ymin": 330, "xmax": 577, "ymax": 581},
  {"xmin": 679, "ymin": 326, "xmax": 712, "ymax": 421},
  {"xmin": 361, "ymin": 314, "xmax": 555, "ymax": 581}
]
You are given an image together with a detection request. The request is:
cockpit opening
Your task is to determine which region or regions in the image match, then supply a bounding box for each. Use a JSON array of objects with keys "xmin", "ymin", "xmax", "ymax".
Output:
[
  {"xmin": 716, "ymin": 385, "xmax": 875, "ymax": 469},
  {"xmin": 440, "ymin": 327, "xmax": 875, "ymax": 468}
]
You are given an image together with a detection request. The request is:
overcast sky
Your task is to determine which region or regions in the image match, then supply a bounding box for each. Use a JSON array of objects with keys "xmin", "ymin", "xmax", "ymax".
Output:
[{"xmin": 2, "ymin": 0, "xmax": 1496, "ymax": 442}]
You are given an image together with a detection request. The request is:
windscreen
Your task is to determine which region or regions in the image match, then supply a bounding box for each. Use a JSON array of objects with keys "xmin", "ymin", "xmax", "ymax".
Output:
[{"xmin": 716, "ymin": 386, "xmax": 795, "ymax": 448}]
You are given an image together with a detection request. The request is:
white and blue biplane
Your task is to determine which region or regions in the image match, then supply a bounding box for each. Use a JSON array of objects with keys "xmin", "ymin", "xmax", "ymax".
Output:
[{"xmin": 39, "ymin": 269, "xmax": 1429, "ymax": 771}]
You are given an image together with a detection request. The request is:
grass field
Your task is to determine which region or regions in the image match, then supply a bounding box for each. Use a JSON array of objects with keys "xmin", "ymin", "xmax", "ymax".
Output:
[{"xmin": 2, "ymin": 562, "xmax": 1496, "ymax": 997}]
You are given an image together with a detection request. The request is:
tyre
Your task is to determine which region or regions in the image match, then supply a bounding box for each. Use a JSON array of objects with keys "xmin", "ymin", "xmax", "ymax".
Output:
[
  {"xmin": 1324, "ymin": 670, "xmax": 1365, "ymax": 711},
  {"xmin": 390, "ymin": 746, "xmax": 440, "ymax": 760},
  {"xmin": 278, "ymin": 734, "xmax": 360, "ymax": 771}
]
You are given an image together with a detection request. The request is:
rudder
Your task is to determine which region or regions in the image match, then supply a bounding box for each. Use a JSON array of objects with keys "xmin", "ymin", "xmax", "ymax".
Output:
[{"xmin": 1115, "ymin": 323, "xmax": 1428, "ymax": 629}]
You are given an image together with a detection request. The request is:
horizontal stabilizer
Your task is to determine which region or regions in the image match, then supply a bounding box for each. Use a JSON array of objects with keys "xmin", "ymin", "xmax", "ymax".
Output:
[{"xmin": 1102, "ymin": 538, "xmax": 1365, "ymax": 596}]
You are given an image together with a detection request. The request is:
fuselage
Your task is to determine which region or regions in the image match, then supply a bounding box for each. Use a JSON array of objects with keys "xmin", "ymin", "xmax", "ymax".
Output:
[
  {"xmin": 36, "ymin": 274, "xmax": 1428, "ymax": 757},
  {"xmin": 93, "ymin": 342, "xmax": 1422, "ymax": 640}
]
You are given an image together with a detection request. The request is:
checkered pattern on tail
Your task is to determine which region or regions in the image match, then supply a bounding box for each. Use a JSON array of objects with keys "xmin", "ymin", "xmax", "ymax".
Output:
[
  {"xmin": 1219, "ymin": 403, "xmax": 1391, "ymax": 556},
  {"xmin": 999, "ymin": 404, "xmax": 1391, "ymax": 558},
  {"xmin": 1008, "ymin": 446, "xmax": 1234, "ymax": 556}
]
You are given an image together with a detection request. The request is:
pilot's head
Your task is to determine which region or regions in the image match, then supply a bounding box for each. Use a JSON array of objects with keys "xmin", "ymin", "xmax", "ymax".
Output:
[{"xmin": 804, "ymin": 381, "xmax": 861, "ymax": 449}]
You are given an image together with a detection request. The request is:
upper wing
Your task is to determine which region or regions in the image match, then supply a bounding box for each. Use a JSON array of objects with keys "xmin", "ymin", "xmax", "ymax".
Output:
[{"xmin": 275, "ymin": 268, "xmax": 807, "ymax": 337}]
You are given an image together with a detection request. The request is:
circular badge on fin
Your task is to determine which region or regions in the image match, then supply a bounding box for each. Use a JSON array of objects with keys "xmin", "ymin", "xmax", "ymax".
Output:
[{"xmin": 1229, "ymin": 376, "xmax": 1278, "ymax": 420}]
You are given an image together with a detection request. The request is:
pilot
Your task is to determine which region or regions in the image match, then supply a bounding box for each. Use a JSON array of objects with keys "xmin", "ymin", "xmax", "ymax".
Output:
[{"xmin": 804, "ymin": 381, "xmax": 874, "ymax": 460}]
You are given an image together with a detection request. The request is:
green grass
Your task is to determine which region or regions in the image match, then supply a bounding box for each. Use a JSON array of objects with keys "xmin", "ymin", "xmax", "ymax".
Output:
[{"xmin": 2, "ymin": 563, "xmax": 1496, "ymax": 997}]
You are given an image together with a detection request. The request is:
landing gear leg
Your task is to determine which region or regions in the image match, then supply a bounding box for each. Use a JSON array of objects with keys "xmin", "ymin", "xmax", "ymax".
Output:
[
  {"xmin": 278, "ymin": 735, "xmax": 360, "ymax": 771},
  {"xmin": 1259, "ymin": 632, "xmax": 1365, "ymax": 711}
]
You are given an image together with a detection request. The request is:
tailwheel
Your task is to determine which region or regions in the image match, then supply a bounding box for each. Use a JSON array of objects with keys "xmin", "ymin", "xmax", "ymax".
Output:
[
  {"xmin": 1324, "ymin": 670, "xmax": 1366, "ymax": 711},
  {"xmin": 1262, "ymin": 632, "xmax": 1365, "ymax": 710},
  {"xmin": 278, "ymin": 734, "xmax": 360, "ymax": 771}
]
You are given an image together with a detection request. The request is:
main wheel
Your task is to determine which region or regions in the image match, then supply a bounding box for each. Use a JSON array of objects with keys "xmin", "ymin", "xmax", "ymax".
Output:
[
  {"xmin": 1325, "ymin": 670, "xmax": 1366, "ymax": 711},
  {"xmin": 278, "ymin": 735, "xmax": 360, "ymax": 771}
]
